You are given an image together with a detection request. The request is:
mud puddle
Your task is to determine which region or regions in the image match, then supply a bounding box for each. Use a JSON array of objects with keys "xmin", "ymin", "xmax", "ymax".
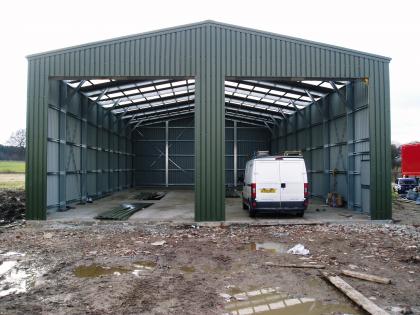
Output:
[
  {"xmin": 73, "ymin": 265, "xmax": 131, "ymax": 277},
  {"xmin": 74, "ymin": 260, "xmax": 157, "ymax": 278},
  {"xmin": 0, "ymin": 254, "xmax": 41, "ymax": 297},
  {"xmin": 250, "ymin": 242, "xmax": 287, "ymax": 254},
  {"xmin": 222, "ymin": 287, "xmax": 362, "ymax": 315},
  {"xmin": 180, "ymin": 266, "xmax": 195, "ymax": 273},
  {"xmin": 133, "ymin": 260, "xmax": 156, "ymax": 270}
]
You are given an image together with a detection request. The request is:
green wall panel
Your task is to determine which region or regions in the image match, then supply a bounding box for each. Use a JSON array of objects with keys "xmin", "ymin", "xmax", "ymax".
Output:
[{"xmin": 26, "ymin": 21, "xmax": 391, "ymax": 220}]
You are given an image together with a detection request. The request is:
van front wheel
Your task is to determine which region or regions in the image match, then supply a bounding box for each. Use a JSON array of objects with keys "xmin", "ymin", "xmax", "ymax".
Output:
[{"xmin": 242, "ymin": 202, "xmax": 247, "ymax": 210}]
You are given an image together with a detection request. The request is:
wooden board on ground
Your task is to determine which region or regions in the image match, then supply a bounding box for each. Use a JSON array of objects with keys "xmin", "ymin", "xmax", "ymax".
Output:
[
  {"xmin": 265, "ymin": 262, "xmax": 325, "ymax": 269},
  {"xmin": 342, "ymin": 269, "xmax": 391, "ymax": 284},
  {"xmin": 322, "ymin": 272, "xmax": 389, "ymax": 315}
]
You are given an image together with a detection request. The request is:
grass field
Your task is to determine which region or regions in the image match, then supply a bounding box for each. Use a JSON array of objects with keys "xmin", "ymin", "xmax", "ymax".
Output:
[
  {"xmin": 0, "ymin": 161, "xmax": 25, "ymax": 189},
  {"xmin": 0, "ymin": 173, "xmax": 25, "ymax": 189},
  {"xmin": 0, "ymin": 160, "xmax": 25, "ymax": 173}
]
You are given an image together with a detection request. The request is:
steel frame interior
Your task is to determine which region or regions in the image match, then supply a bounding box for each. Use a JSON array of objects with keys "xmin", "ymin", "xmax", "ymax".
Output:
[{"xmin": 47, "ymin": 77, "xmax": 369, "ymax": 213}]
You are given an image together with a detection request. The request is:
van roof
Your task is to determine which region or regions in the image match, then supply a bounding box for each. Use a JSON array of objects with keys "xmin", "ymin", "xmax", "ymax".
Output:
[{"xmin": 252, "ymin": 155, "xmax": 304, "ymax": 161}]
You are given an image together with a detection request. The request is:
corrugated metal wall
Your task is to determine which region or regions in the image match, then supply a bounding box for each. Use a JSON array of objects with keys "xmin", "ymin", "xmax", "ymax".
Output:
[
  {"xmin": 225, "ymin": 120, "xmax": 270, "ymax": 186},
  {"xmin": 134, "ymin": 117, "xmax": 195, "ymax": 186},
  {"xmin": 46, "ymin": 80, "xmax": 133, "ymax": 210},
  {"xmin": 134, "ymin": 117, "xmax": 270, "ymax": 187},
  {"xmin": 271, "ymin": 81, "xmax": 370, "ymax": 212},
  {"xmin": 26, "ymin": 21, "xmax": 391, "ymax": 220}
]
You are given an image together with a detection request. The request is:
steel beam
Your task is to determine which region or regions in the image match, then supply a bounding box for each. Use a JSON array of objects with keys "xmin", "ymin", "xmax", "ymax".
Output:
[
  {"xmin": 102, "ymin": 81, "xmax": 194, "ymax": 102},
  {"xmin": 272, "ymin": 80, "xmax": 333, "ymax": 95},
  {"xmin": 329, "ymin": 81, "xmax": 352, "ymax": 110},
  {"xmin": 229, "ymin": 79, "xmax": 310, "ymax": 97},
  {"xmin": 227, "ymin": 84, "xmax": 312, "ymax": 104},
  {"xmin": 81, "ymin": 79, "xmax": 167, "ymax": 94},
  {"xmin": 227, "ymin": 93, "xmax": 307, "ymax": 108},
  {"xmin": 116, "ymin": 91, "xmax": 195, "ymax": 111}
]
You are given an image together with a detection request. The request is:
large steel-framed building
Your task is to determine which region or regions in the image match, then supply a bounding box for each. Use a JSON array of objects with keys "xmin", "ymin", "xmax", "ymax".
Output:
[{"xmin": 25, "ymin": 21, "xmax": 391, "ymax": 221}]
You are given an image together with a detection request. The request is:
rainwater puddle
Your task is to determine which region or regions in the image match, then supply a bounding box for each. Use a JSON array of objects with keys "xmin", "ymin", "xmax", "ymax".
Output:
[
  {"xmin": 0, "ymin": 258, "xmax": 40, "ymax": 297},
  {"xmin": 73, "ymin": 265, "xmax": 130, "ymax": 278},
  {"xmin": 250, "ymin": 242, "xmax": 287, "ymax": 254},
  {"xmin": 0, "ymin": 252, "xmax": 26, "ymax": 257},
  {"xmin": 222, "ymin": 287, "xmax": 362, "ymax": 315},
  {"xmin": 133, "ymin": 260, "xmax": 156, "ymax": 270},
  {"xmin": 0, "ymin": 261, "xmax": 17, "ymax": 276},
  {"xmin": 227, "ymin": 286, "xmax": 244, "ymax": 295},
  {"xmin": 74, "ymin": 260, "xmax": 156, "ymax": 278},
  {"xmin": 180, "ymin": 266, "xmax": 195, "ymax": 273}
]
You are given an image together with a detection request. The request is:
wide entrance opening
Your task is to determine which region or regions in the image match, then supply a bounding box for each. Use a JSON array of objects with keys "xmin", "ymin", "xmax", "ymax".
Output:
[
  {"xmin": 223, "ymin": 78, "xmax": 371, "ymax": 220},
  {"xmin": 46, "ymin": 77, "xmax": 197, "ymax": 221},
  {"xmin": 45, "ymin": 75, "xmax": 370, "ymax": 222}
]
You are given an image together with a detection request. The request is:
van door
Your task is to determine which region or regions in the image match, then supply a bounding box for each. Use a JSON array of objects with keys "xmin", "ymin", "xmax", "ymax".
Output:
[
  {"xmin": 279, "ymin": 160, "xmax": 304, "ymax": 201},
  {"xmin": 255, "ymin": 161, "xmax": 281, "ymax": 202}
]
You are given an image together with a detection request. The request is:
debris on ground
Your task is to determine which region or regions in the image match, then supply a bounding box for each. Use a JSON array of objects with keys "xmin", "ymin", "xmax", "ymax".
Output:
[
  {"xmin": 0, "ymin": 223, "xmax": 419, "ymax": 314},
  {"xmin": 287, "ymin": 243, "xmax": 310, "ymax": 255},
  {"xmin": 137, "ymin": 191, "xmax": 166, "ymax": 200},
  {"xmin": 150, "ymin": 240, "xmax": 166, "ymax": 246},
  {"xmin": 0, "ymin": 190, "xmax": 25, "ymax": 225},
  {"xmin": 265, "ymin": 262, "xmax": 326, "ymax": 269},
  {"xmin": 225, "ymin": 187, "xmax": 240, "ymax": 198},
  {"xmin": 341, "ymin": 269, "xmax": 392, "ymax": 284},
  {"xmin": 94, "ymin": 203, "xmax": 153, "ymax": 220},
  {"xmin": 321, "ymin": 272, "xmax": 389, "ymax": 315}
]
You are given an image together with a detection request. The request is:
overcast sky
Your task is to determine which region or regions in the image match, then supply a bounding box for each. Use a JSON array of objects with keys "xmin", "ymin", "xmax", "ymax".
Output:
[{"xmin": 0, "ymin": 0, "xmax": 418, "ymax": 145}]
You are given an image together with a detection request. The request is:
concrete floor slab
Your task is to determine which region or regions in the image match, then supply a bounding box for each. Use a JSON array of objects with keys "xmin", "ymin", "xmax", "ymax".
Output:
[{"xmin": 48, "ymin": 189, "xmax": 370, "ymax": 224}]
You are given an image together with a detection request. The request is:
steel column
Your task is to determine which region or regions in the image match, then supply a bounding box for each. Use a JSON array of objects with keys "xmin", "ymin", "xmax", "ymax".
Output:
[
  {"xmin": 80, "ymin": 98, "xmax": 88, "ymax": 203},
  {"xmin": 165, "ymin": 120, "xmax": 169, "ymax": 187},
  {"xmin": 322, "ymin": 97, "xmax": 331, "ymax": 198},
  {"xmin": 346, "ymin": 84, "xmax": 356, "ymax": 209},
  {"xmin": 233, "ymin": 120, "xmax": 238, "ymax": 187},
  {"xmin": 58, "ymin": 83, "xmax": 67, "ymax": 210}
]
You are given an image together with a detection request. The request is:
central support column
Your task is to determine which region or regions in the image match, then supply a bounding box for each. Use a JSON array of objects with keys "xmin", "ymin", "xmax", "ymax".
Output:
[{"xmin": 194, "ymin": 26, "xmax": 225, "ymax": 221}]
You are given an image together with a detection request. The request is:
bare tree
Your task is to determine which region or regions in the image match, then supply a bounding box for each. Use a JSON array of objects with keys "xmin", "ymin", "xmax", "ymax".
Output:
[{"xmin": 7, "ymin": 129, "xmax": 26, "ymax": 148}]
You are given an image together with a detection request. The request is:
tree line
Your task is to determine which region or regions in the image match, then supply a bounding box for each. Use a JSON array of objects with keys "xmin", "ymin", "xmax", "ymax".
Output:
[{"xmin": 1, "ymin": 129, "xmax": 26, "ymax": 161}]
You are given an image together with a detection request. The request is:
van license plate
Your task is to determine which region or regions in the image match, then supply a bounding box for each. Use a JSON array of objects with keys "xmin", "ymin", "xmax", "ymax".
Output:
[{"xmin": 260, "ymin": 188, "xmax": 277, "ymax": 193}]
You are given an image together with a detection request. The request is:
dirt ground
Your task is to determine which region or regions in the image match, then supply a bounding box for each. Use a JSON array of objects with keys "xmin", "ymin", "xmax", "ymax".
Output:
[
  {"xmin": 392, "ymin": 198, "xmax": 420, "ymax": 226},
  {"xmin": 0, "ymin": 190, "xmax": 25, "ymax": 225},
  {"xmin": 0, "ymin": 221, "xmax": 419, "ymax": 315}
]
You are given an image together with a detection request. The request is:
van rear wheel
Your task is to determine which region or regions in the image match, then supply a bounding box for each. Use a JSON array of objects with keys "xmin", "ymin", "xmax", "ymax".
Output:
[
  {"xmin": 295, "ymin": 211, "xmax": 304, "ymax": 217},
  {"xmin": 242, "ymin": 202, "xmax": 247, "ymax": 210},
  {"xmin": 249, "ymin": 207, "xmax": 256, "ymax": 218}
]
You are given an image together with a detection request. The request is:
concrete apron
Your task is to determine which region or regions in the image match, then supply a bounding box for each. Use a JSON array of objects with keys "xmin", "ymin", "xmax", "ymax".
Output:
[{"xmin": 44, "ymin": 189, "xmax": 377, "ymax": 225}]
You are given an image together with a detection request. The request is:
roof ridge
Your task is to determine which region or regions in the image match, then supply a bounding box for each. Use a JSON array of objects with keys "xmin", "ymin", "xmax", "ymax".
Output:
[{"xmin": 27, "ymin": 20, "xmax": 391, "ymax": 62}]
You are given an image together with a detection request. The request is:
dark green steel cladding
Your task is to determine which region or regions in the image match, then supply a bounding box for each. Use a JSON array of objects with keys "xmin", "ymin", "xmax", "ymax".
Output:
[{"xmin": 26, "ymin": 21, "xmax": 391, "ymax": 220}]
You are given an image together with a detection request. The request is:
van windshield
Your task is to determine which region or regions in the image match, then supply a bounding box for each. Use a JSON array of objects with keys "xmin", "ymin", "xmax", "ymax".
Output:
[{"xmin": 399, "ymin": 179, "xmax": 416, "ymax": 185}]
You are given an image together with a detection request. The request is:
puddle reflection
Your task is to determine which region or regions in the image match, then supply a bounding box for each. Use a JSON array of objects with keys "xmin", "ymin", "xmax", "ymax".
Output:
[
  {"xmin": 250, "ymin": 242, "xmax": 287, "ymax": 254},
  {"xmin": 222, "ymin": 287, "xmax": 362, "ymax": 315}
]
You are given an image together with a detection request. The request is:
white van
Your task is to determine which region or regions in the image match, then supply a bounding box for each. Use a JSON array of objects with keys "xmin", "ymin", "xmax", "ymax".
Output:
[{"xmin": 242, "ymin": 154, "xmax": 308, "ymax": 217}]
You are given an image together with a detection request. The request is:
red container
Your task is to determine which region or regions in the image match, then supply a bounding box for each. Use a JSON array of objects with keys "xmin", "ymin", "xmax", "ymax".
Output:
[{"xmin": 401, "ymin": 143, "xmax": 420, "ymax": 176}]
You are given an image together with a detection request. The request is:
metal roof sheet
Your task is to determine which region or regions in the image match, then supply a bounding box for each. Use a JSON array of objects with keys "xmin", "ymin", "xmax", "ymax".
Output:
[{"xmin": 26, "ymin": 20, "xmax": 391, "ymax": 62}]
